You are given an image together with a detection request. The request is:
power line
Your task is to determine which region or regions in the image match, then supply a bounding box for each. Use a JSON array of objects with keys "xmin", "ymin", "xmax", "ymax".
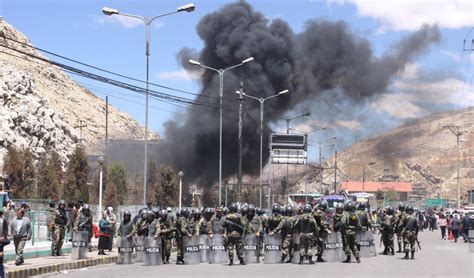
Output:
[
  {"xmin": 0, "ymin": 34, "xmax": 221, "ymax": 101},
  {"xmin": 0, "ymin": 43, "xmax": 236, "ymax": 111}
]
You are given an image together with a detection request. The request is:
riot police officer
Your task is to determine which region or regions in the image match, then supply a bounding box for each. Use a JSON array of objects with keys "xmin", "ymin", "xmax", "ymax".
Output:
[
  {"xmin": 74, "ymin": 204, "xmax": 93, "ymax": 251},
  {"xmin": 294, "ymin": 204, "xmax": 318, "ymax": 264},
  {"xmin": 401, "ymin": 205, "xmax": 419, "ymax": 260},
  {"xmin": 380, "ymin": 206, "xmax": 396, "ymax": 255},
  {"xmin": 117, "ymin": 210, "xmax": 134, "ymax": 239},
  {"xmin": 210, "ymin": 207, "xmax": 225, "ymax": 236},
  {"xmin": 195, "ymin": 207, "xmax": 213, "ymax": 236},
  {"xmin": 313, "ymin": 200, "xmax": 329, "ymax": 262},
  {"xmin": 243, "ymin": 204, "xmax": 263, "ymax": 262},
  {"xmin": 52, "ymin": 200, "xmax": 68, "ymax": 256},
  {"xmin": 223, "ymin": 203, "xmax": 245, "ymax": 265},
  {"xmin": 271, "ymin": 205, "xmax": 295, "ymax": 263},
  {"xmin": 158, "ymin": 209, "xmax": 175, "ymax": 264},
  {"xmin": 342, "ymin": 201, "xmax": 361, "ymax": 263},
  {"xmin": 176, "ymin": 208, "xmax": 192, "ymax": 265},
  {"xmin": 265, "ymin": 204, "xmax": 282, "ymax": 234},
  {"xmin": 395, "ymin": 203, "xmax": 406, "ymax": 253}
]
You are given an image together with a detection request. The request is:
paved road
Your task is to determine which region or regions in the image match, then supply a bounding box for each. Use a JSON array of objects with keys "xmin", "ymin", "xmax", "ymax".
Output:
[{"xmin": 43, "ymin": 230, "xmax": 474, "ymax": 278}]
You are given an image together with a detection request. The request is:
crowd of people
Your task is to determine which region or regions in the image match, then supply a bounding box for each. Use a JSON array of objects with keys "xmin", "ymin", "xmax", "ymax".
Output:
[{"xmin": 103, "ymin": 200, "xmax": 428, "ymax": 265}]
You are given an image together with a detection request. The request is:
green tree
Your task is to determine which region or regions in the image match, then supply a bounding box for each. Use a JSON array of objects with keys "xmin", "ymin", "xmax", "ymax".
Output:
[
  {"xmin": 384, "ymin": 187, "xmax": 398, "ymax": 202},
  {"xmin": 104, "ymin": 180, "xmax": 119, "ymax": 209},
  {"xmin": 91, "ymin": 165, "xmax": 108, "ymax": 205},
  {"xmin": 2, "ymin": 147, "xmax": 37, "ymax": 199},
  {"xmin": 146, "ymin": 160, "xmax": 158, "ymax": 205},
  {"xmin": 2, "ymin": 146, "xmax": 23, "ymax": 199},
  {"xmin": 63, "ymin": 146, "xmax": 89, "ymax": 203},
  {"xmin": 37, "ymin": 151, "xmax": 63, "ymax": 201},
  {"xmin": 108, "ymin": 163, "xmax": 128, "ymax": 205},
  {"xmin": 155, "ymin": 164, "xmax": 179, "ymax": 208}
]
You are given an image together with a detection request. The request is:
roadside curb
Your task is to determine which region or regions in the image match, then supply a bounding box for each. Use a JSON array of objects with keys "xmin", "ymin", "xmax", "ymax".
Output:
[{"xmin": 6, "ymin": 255, "xmax": 118, "ymax": 278}]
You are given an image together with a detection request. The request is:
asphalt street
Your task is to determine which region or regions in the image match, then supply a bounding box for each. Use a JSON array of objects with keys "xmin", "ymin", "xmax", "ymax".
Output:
[{"xmin": 42, "ymin": 230, "xmax": 474, "ymax": 278}]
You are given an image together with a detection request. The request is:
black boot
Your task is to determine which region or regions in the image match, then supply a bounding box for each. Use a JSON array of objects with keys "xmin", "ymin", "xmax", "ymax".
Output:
[
  {"xmin": 299, "ymin": 256, "xmax": 304, "ymax": 265},
  {"xmin": 309, "ymin": 256, "xmax": 315, "ymax": 264},
  {"xmin": 166, "ymin": 256, "xmax": 170, "ymax": 264},
  {"xmin": 256, "ymin": 256, "xmax": 261, "ymax": 263},
  {"xmin": 356, "ymin": 257, "xmax": 360, "ymax": 263},
  {"xmin": 285, "ymin": 256, "xmax": 293, "ymax": 263},
  {"xmin": 343, "ymin": 255, "xmax": 351, "ymax": 263},
  {"xmin": 229, "ymin": 258, "xmax": 234, "ymax": 266},
  {"xmin": 281, "ymin": 255, "xmax": 286, "ymax": 263},
  {"xmin": 52, "ymin": 250, "xmax": 57, "ymax": 256},
  {"xmin": 382, "ymin": 249, "xmax": 388, "ymax": 255},
  {"xmin": 391, "ymin": 248, "xmax": 395, "ymax": 256},
  {"xmin": 239, "ymin": 258, "xmax": 246, "ymax": 265},
  {"xmin": 410, "ymin": 252, "xmax": 414, "ymax": 260},
  {"xmin": 397, "ymin": 243, "xmax": 403, "ymax": 253},
  {"xmin": 403, "ymin": 252, "xmax": 409, "ymax": 259},
  {"xmin": 316, "ymin": 255, "xmax": 325, "ymax": 262}
]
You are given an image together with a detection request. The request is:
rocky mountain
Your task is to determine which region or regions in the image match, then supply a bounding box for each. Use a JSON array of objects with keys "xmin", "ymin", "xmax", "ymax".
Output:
[
  {"xmin": 0, "ymin": 20, "xmax": 156, "ymax": 171},
  {"xmin": 293, "ymin": 107, "xmax": 474, "ymax": 205}
]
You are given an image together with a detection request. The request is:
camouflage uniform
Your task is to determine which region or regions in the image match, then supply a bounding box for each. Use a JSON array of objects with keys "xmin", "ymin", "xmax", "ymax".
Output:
[
  {"xmin": 342, "ymin": 210, "xmax": 361, "ymax": 262},
  {"xmin": 332, "ymin": 209, "xmax": 346, "ymax": 251},
  {"xmin": 51, "ymin": 208, "xmax": 68, "ymax": 256},
  {"xmin": 176, "ymin": 214, "xmax": 192, "ymax": 264},
  {"xmin": 380, "ymin": 210, "xmax": 396, "ymax": 255},
  {"xmin": 273, "ymin": 215, "xmax": 295, "ymax": 262},
  {"xmin": 159, "ymin": 217, "xmax": 175, "ymax": 263},
  {"xmin": 313, "ymin": 208, "xmax": 328, "ymax": 261},
  {"xmin": 294, "ymin": 211, "xmax": 318, "ymax": 263},
  {"xmin": 402, "ymin": 210, "xmax": 419, "ymax": 259},
  {"xmin": 395, "ymin": 211, "xmax": 406, "ymax": 252},
  {"xmin": 223, "ymin": 212, "xmax": 245, "ymax": 264}
]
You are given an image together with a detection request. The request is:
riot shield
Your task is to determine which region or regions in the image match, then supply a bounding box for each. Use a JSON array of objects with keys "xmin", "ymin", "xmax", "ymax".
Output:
[
  {"xmin": 183, "ymin": 235, "xmax": 201, "ymax": 265},
  {"xmin": 263, "ymin": 234, "xmax": 281, "ymax": 264},
  {"xmin": 208, "ymin": 234, "xmax": 227, "ymax": 264},
  {"xmin": 117, "ymin": 236, "xmax": 134, "ymax": 264},
  {"xmin": 243, "ymin": 234, "xmax": 259, "ymax": 263},
  {"xmin": 198, "ymin": 235, "xmax": 209, "ymax": 263},
  {"xmin": 323, "ymin": 232, "xmax": 345, "ymax": 262},
  {"xmin": 71, "ymin": 231, "xmax": 88, "ymax": 260},
  {"xmin": 144, "ymin": 237, "xmax": 162, "ymax": 266},
  {"xmin": 357, "ymin": 230, "xmax": 377, "ymax": 258},
  {"xmin": 291, "ymin": 233, "xmax": 300, "ymax": 264},
  {"xmin": 135, "ymin": 236, "xmax": 146, "ymax": 263}
]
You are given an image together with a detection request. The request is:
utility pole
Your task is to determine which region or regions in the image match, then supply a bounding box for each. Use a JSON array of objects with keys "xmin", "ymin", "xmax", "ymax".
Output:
[
  {"xmin": 75, "ymin": 120, "xmax": 87, "ymax": 145},
  {"xmin": 334, "ymin": 150, "xmax": 337, "ymax": 194},
  {"xmin": 444, "ymin": 125, "xmax": 464, "ymax": 208},
  {"xmin": 105, "ymin": 96, "xmax": 109, "ymax": 158},
  {"xmin": 237, "ymin": 81, "xmax": 244, "ymax": 195},
  {"xmin": 319, "ymin": 142, "xmax": 323, "ymax": 194}
]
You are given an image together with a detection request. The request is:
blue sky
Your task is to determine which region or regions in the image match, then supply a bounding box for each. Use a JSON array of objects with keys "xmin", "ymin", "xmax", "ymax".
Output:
[{"xmin": 1, "ymin": 0, "xmax": 473, "ymax": 160}]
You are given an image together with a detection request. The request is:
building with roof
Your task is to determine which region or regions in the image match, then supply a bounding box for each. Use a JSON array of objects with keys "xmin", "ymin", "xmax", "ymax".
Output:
[{"xmin": 341, "ymin": 181, "xmax": 413, "ymax": 201}]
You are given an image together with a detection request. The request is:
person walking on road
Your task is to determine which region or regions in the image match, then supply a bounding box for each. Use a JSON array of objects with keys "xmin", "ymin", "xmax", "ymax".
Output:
[
  {"xmin": 438, "ymin": 213, "xmax": 447, "ymax": 240},
  {"xmin": 461, "ymin": 213, "xmax": 471, "ymax": 242},
  {"xmin": 51, "ymin": 200, "xmax": 68, "ymax": 256},
  {"xmin": 451, "ymin": 211, "xmax": 461, "ymax": 243},
  {"xmin": 9, "ymin": 209, "xmax": 31, "ymax": 265}
]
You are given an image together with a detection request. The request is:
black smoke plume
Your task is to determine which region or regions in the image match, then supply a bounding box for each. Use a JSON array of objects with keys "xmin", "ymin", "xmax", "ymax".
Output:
[{"xmin": 159, "ymin": 1, "xmax": 440, "ymax": 185}]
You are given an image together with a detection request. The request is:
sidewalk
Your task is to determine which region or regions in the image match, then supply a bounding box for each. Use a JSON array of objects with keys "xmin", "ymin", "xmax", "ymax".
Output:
[
  {"xmin": 5, "ymin": 249, "xmax": 118, "ymax": 278},
  {"xmin": 4, "ymin": 241, "xmax": 72, "ymax": 261}
]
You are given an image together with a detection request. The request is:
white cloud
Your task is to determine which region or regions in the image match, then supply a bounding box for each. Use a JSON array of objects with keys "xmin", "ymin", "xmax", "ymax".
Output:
[
  {"xmin": 155, "ymin": 69, "xmax": 201, "ymax": 81},
  {"xmin": 332, "ymin": 0, "xmax": 474, "ymax": 31},
  {"xmin": 440, "ymin": 50, "xmax": 462, "ymax": 63},
  {"xmin": 371, "ymin": 93, "xmax": 426, "ymax": 119}
]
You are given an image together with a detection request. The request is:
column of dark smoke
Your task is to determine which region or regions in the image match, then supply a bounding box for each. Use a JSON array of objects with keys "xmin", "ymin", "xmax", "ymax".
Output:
[{"xmin": 159, "ymin": 1, "xmax": 440, "ymax": 185}]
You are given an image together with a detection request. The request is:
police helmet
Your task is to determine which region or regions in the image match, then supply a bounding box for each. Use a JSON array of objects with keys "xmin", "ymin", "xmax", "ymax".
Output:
[
  {"xmin": 318, "ymin": 200, "xmax": 328, "ymax": 212},
  {"xmin": 248, "ymin": 204, "xmax": 255, "ymax": 213},
  {"xmin": 229, "ymin": 203, "xmax": 239, "ymax": 213},
  {"xmin": 405, "ymin": 205, "xmax": 414, "ymax": 214},
  {"xmin": 347, "ymin": 201, "xmax": 356, "ymax": 212},
  {"xmin": 180, "ymin": 208, "xmax": 189, "ymax": 218},
  {"xmin": 204, "ymin": 207, "xmax": 214, "ymax": 215},
  {"xmin": 335, "ymin": 202, "xmax": 344, "ymax": 212},
  {"xmin": 58, "ymin": 200, "xmax": 66, "ymax": 209},
  {"xmin": 241, "ymin": 205, "xmax": 249, "ymax": 216},
  {"xmin": 303, "ymin": 204, "xmax": 312, "ymax": 213},
  {"xmin": 123, "ymin": 210, "xmax": 131, "ymax": 217},
  {"xmin": 256, "ymin": 207, "xmax": 264, "ymax": 216},
  {"xmin": 159, "ymin": 209, "xmax": 167, "ymax": 219},
  {"xmin": 285, "ymin": 205, "xmax": 294, "ymax": 216},
  {"xmin": 222, "ymin": 207, "xmax": 229, "ymax": 215},
  {"xmin": 271, "ymin": 203, "xmax": 281, "ymax": 214},
  {"xmin": 357, "ymin": 202, "xmax": 366, "ymax": 211},
  {"xmin": 398, "ymin": 203, "xmax": 405, "ymax": 212}
]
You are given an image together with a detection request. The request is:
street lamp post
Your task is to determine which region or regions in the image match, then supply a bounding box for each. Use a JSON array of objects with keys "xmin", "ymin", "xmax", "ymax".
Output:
[
  {"xmin": 189, "ymin": 57, "xmax": 254, "ymax": 206},
  {"xmin": 178, "ymin": 171, "xmax": 184, "ymax": 210},
  {"xmin": 235, "ymin": 89, "xmax": 289, "ymax": 208},
  {"xmin": 98, "ymin": 156, "xmax": 105, "ymax": 214},
  {"xmin": 102, "ymin": 3, "xmax": 195, "ymax": 206},
  {"xmin": 318, "ymin": 137, "xmax": 336, "ymax": 194}
]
